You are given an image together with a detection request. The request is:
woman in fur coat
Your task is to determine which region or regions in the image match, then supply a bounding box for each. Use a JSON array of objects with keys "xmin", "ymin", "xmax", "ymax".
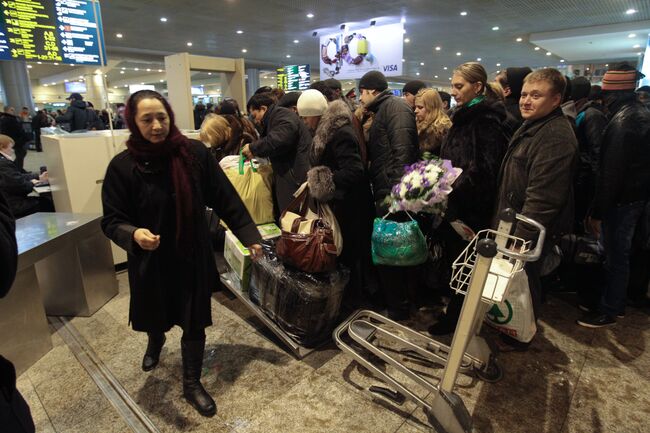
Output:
[{"xmin": 296, "ymin": 89, "xmax": 373, "ymax": 302}]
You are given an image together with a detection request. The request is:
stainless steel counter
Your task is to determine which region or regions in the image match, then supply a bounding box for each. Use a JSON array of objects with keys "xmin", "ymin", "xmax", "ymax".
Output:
[{"xmin": 0, "ymin": 213, "xmax": 119, "ymax": 375}]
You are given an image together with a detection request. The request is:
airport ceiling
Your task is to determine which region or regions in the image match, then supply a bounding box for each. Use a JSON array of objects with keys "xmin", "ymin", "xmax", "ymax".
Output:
[{"xmin": 30, "ymin": 0, "xmax": 650, "ymax": 86}]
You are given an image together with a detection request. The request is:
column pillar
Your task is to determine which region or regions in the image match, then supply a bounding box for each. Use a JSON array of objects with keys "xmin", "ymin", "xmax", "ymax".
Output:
[
  {"xmin": 83, "ymin": 72, "xmax": 108, "ymax": 110},
  {"xmin": 0, "ymin": 60, "xmax": 34, "ymax": 111},
  {"xmin": 245, "ymin": 67, "xmax": 259, "ymax": 103}
]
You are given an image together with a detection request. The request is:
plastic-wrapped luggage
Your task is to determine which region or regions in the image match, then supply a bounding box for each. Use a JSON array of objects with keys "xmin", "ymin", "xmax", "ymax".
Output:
[{"xmin": 250, "ymin": 253, "xmax": 349, "ymax": 347}]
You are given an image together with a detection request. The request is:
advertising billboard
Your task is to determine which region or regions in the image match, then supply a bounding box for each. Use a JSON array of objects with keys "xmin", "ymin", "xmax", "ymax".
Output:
[
  {"xmin": 320, "ymin": 23, "xmax": 403, "ymax": 80},
  {"xmin": 277, "ymin": 64, "xmax": 311, "ymax": 91}
]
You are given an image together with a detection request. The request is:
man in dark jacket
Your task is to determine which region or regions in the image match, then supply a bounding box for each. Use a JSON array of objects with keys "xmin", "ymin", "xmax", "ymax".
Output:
[
  {"xmin": 359, "ymin": 70, "xmax": 418, "ymax": 319},
  {"xmin": 496, "ymin": 68, "xmax": 578, "ymax": 327},
  {"xmin": 0, "ymin": 134, "xmax": 53, "ymax": 218},
  {"xmin": 571, "ymin": 77, "xmax": 608, "ymax": 229},
  {"xmin": 497, "ymin": 67, "xmax": 532, "ymax": 133},
  {"xmin": 55, "ymin": 93, "xmax": 98, "ymax": 132},
  {"xmin": 242, "ymin": 93, "xmax": 310, "ymax": 212},
  {"xmin": 578, "ymin": 65, "xmax": 650, "ymax": 328},
  {"xmin": 0, "ymin": 190, "xmax": 36, "ymax": 433},
  {"xmin": 0, "ymin": 108, "xmax": 27, "ymax": 169},
  {"xmin": 402, "ymin": 80, "xmax": 427, "ymax": 109}
]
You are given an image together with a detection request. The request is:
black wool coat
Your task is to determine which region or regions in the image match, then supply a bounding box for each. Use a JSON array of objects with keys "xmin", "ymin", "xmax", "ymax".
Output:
[
  {"xmin": 441, "ymin": 100, "xmax": 510, "ymax": 232},
  {"xmin": 249, "ymin": 104, "xmax": 311, "ymax": 212},
  {"xmin": 0, "ymin": 154, "xmax": 40, "ymax": 218},
  {"xmin": 102, "ymin": 140, "xmax": 261, "ymax": 333}
]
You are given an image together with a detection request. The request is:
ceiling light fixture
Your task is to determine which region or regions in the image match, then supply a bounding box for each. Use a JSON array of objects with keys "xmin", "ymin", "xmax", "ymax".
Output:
[
  {"xmin": 53, "ymin": 62, "xmax": 58, "ymax": 65},
  {"xmin": 492, "ymin": 26, "xmax": 499, "ymax": 31},
  {"xmin": 560, "ymin": 59, "xmax": 565, "ymax": 63},
  {"xmin": 286, "ymin": 54, "xmax": 291, "ymax": 58},
  {"xmin": 43, "ymin": 84, "xmax": 48, "ymax": 87},
  {"xmin": 434, "ymin": 75, "xmax": 438, "ymax": 78},
  {"xmin": 158, "ymin": 69, "xmax": 163, "ymax": 73},
  {"xmin": 37, "ymin": 61, "xmax": 41, "ymax": 64},
  {"xmin": 401, "ymin": 17, "xmax": 406, "ymax": 24},
  {"xmin": 628, "ymin": 33, "xmax": 636, "ymax": 38},
  {"xmin": 443, "ymin": 66, "xmax": 448, "ymax": 70},
  {"xmin": 546, "ymin": 52, "xmax": 552, "ymax": 56},
  {"xmin": 27, "ymin": 65, "xmax": 32, "ymax": 68},
  {"xmin": 435, "ymin": 46, "xmax": 441, "ymax": 51},
  {"xmin": 160, "ymin": 17, "xmax": 167, "ymax": 22},
  {"xmin": 456, "ymin": 52, "xmax": 461, "ymax": 56},
  {"xmin": 208, "ymin": 72, "xmax": 212, "ymax": 75},
  {"xmin": 460, "ymin": 11, "xmax": 468, "ymax": 16},
  {"xmin": 120, "ymin": 71, "xmax": 124, "ymax": 74},
  {"xmin": 116, "ymin": 33, "xmax": 123, "ymax": 38},
  {"xmin": 625, "ymin": 8, "xmax": 637, "ymax": 15},
  {"xmin": 633, "ymin": 44, "xmax": 641, "ymax": 48},
  {"xmin": 638, "ymin": 52, "xmax": 643, "ymax": 55},
  {"xmin": 242, "ymin": 48, "xmax": 247, "ymax": 53},
  {"xmin": 420, "ymin": 62, "xmax": 424, "ymax": 66},
  {"xmin": 476, "ymin": 57, "xmax": 482, "ymax": 61},
  {"xmin": 187, "ymin": 42, "xmax": 192, "ymax": 46},
  {"xmin": 516, "ymin": 37, "xmax": 523, "ymax": 42},
  {"xmin": 496, "ymin": 63, "xmax": 501, "ymax": 66},
  {"xmin": 534, "ymin": 47, "xmax": 540, "ymax": 51},
  {"xmin": 402, "ymin": 58, "xmax": 405, "ymax": 62},
  {"xmin": 404, "ymin": 38, "xmax": 410, "ymax": 43},
  {"xmin": 134, "ymin": 68, "xmax": 139, "ymax": 71},
  {"xmin": 146, "ymin": 68, "xmax": 151, "ymax": 72},
  {"xmin": 236, "ymin": 30, "xmax": 243, "ymax": 34},
  {"xmin": 293, "ymin": 39, "xmax": 299, "ymax": 44},
  {"xmin": 160, "ymin": 80, "xmax": 164, "ymax": 82},
  {"xmin": 306, "ymin": 13, "xmax": 314, "ymax": 18},
  {"xmin": 416, "ymin": 72, "xmax": 420, "ymax": 76}
]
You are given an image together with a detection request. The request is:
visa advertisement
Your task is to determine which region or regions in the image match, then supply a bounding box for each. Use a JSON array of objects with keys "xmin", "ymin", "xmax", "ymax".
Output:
[{"xmin": 320, "ymin": 22, "xmax": 403, "ymax": 80}]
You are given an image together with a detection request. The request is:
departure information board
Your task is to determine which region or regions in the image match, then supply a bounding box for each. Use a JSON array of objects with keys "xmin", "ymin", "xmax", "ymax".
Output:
[
  {"xmin": 276, "ymin": 64, "xmax": 311, "ymax": 91},
  {"xmin": 0, "ymin": 0, "xmax": 106, "ymax": 65}
]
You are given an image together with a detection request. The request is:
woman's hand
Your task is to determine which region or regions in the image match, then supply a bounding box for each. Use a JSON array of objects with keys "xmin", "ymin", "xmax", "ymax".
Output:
[
  {"xmin": 133, "ymin": 228, "xmax": 161, "ymax": 251},
  {"xmin": 248, "ymin": 244, "xmax": 263, "ymax": 261},
  {"xmin": 241, "ymin": 143, "xmax": 253, "ymax": 159}
]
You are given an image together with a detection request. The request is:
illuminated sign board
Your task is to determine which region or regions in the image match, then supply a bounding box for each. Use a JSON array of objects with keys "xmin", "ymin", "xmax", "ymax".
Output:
[
  {"xmin": 0, "ymin": 0, "xmax": 106, "ymax": 65},
  {"xmin": 276, "ymin": 64, "xmax": 311, "ymax": 91}
]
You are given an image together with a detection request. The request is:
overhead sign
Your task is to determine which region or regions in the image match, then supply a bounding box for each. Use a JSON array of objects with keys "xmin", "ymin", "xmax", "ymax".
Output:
[
  {"xmin": 0, "ymin": 0, "xmax": 106, "ymax": 65},
  {"xmin": 320, "ymin": 22, "xmax": 403, "ymax": 80},
  {"xmin": 277, "ymin": 64, "xmax": 311, "ymax": 91}
]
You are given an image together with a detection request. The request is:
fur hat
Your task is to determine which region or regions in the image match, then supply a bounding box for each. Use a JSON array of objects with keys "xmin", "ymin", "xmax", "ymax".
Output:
[
  {"xmin": 297, "ymin": 89, "xmax": 328, "ymax": 117},
  {"xmin": 359, "ymin": 71, "xmax": 388, "ymax": 91}
]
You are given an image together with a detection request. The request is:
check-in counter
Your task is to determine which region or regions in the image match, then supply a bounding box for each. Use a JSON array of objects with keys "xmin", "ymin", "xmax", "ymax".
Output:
[{"xmin": 41, "ymin": 130, "xmax": 200, "ymax": 265}]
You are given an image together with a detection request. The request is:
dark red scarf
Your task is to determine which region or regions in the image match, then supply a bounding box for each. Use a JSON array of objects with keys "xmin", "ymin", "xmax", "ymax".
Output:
[{"xmin": 124, "ymin": 92, "xmax": 195, "ymax": 251}]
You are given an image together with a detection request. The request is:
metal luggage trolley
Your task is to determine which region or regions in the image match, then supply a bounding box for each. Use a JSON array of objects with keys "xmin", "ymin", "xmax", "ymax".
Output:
[{"xmin": 333, "ymin": 209, "xmax": 545, "ymax": 433}]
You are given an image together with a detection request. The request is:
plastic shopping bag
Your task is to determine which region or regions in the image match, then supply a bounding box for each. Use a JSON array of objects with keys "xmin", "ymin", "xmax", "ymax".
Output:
[
  {"xmin": 485, "ymin": 271, "xmax": 537, "ymax": 343},
  {"xmin": 222, "ymin": 152, "xmax": 274, "ymax": 225}
]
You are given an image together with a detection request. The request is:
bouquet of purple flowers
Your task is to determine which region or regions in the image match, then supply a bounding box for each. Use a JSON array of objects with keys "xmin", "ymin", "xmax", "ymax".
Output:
[{"xmin": 388, "ymin": 158, "xmax": 463, "ymax": 214}]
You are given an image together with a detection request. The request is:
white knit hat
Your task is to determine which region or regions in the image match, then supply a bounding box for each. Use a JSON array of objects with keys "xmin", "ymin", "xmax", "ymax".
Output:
[{"xmin": 297, "ymin": 89, "xmax": 328, "ymax": 117}]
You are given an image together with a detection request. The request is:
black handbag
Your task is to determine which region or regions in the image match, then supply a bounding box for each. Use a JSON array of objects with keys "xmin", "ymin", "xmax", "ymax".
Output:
[{"xmin": 560, "ymin": 234, "xmax": 603, "ymax": 265}]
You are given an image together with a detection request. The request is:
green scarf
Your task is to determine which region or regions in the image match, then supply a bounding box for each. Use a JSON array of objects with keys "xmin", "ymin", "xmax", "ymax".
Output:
[{"xmin": 466, "ymin": 95, "xmax": 486, "ymax": 108}]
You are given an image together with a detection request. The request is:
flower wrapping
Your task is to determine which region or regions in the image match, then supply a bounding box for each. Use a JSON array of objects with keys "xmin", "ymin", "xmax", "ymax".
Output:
[{"xmin": 388, "ymin": 158, "xmax": 463, "ymax": 214}]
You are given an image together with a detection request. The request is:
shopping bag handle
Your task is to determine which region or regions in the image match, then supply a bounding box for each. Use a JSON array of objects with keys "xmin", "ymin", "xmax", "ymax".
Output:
[
  {"xmin": 381, "ymin": 211, "xmax": 416, "ymax": 222},
  {"xmin": 239, "ymin": 149, "xmax": 258, "ymax": 175}
]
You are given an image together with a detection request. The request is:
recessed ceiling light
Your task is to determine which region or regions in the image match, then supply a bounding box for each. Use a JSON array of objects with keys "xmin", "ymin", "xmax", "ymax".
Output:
[
  {"xmin": 27, "ymin": 65, "xmax": 32, "ymax": 68},
  {"xmin": 120, "ymin": 71, "xmax": 124, "ymax": 74},
  {"xmin": 496, "ymin": 63, "xmax": 501, "ymax": 66},
  {"xmin": 79, "ymin": 75, "xmax": 83, "ymax": 78},
  {"xmin": 140, "ymin": 82, "xmax": 144, "ymax": 85},
  {"xmin": 434, "ymin": 75, "xmax": 438, "ymax": 78},
  {"xmin": 53, "ymin": 62, "xmax": 58, "ymax": 65},
  {"xmin": 586, "ymin": 67, "xmax": 590, "ymax": 71},
  {"xmin": 306, "ymin": 13, "xmax": 314, "ymax": 18},
  {"xmin": 286, "ymin": 54, "xmax": 292, "ymax": 58},
  {"xmin": 404, "ymin": 38, "xmax": 410, "ymax": 43},
  {"xmin": 187, "ymin": 42, "xmax": 192, "ymax": 46},
  {"xmin": 134, "ymin": 68, "xmax": 139, "ymax": 71},
  {"xmin": 546, "ymin": 52, "xmax": 552, "ymax": 56},
  {"xmin": 116, "ymin": 33, "xmax": 123, "ymax": 38},
  {"xmin": 456, "ymin": 52, "xmax": 461, "ymax": 56},
  {"xmin": 460, "ymin": 11, "xmax": 468, "ymax": 16},
  {"xmin": 534, "ymin": 47, "xmax": 540, "ymax": 51},
  {"xmin": 208, "ymin": 72, "xmax": 212, "ymax": 75},
  {"xmin": 51, "ymin": 82, "xmax": 55, "ymax": 85},
  {"xmin": 435, "ymin": 46, "xmax": 441, "ymax": 51},
  {"xmin": 401, "ymin": 17, "xmax": 406, "ymax": 23},
  {"xmin": 236, "ymin": 30, "xmax": 243, "ymax": 34},
  {"xmin": 402, "ymin": 58, "xmax": 405, "ymax": 62},
  {"xmin": 633, "ymin": 44, "xmax": 641, "ymax": 48},
  {"xmin": 448, "ymin": 77, "xmax": 452, "ymax": 81},
  {"xmin": 626, "ymin": 8, "xmax": 637, "ymax": 15},
  {"xmin": 416, "ymin": 72, "xmax": 420, "ymax": 76},
  {"xmin": 43, "ymin": 84, "xmax": 48, "ymax": 87},
  {"xmin": 443, "ymin": 66, "xmax": 448, "ymax": 70},
  {"xmin": 160, "ymin": 80, "xmax": 164, "ymax": 82},
  {"xmin": 293, "ymin": 39, "xmax": 299, "ymax": 44},
  {"xmin": 242, "ymin": 48, "xmax": 247, "ymax": 53},
  {"xmin": 37, "ymin": 61, "xmax": 41, "ymax": 64},
  {"xmin": 516, "ymin": 37, "xmax": 523, "ymax": 42},
  {"xmin": 160, "ymin": 17, "xmax": 167, "ymax": 22},
  {"xmin": 264, "ymin": 76, "xmax": 268, "ymax": 79},
  {"xmin": 124, "ymin": 85, "xmax": 128, "ymax": 88},
  {"xmin": 605, "ymin": 63, "xmax": 609, "ymax": 66},
  {"xmin": 158, "ymin": 69, "xmax": 163, "ymax": 73},
  {"xmin": 560, "ymin": 59, "xmax": 565, "ymax": 63},
  {"xmin": 628, "ymin": 33, "xmax": 637, "ymax": 38},
  {"xmin": 496, "ymin": 70, "xmax": 501, "ymax": 74},
  {"xmin": 114, "ymin": 86, "xmax": 118, "ymax": 89},
  {"xmin": 146, "ymin": 68, "xmax": 151, "ymax": 72},
  {"xmin": 420, "ymin": 62, "xmax": 424, "ymax": 66},
  {"xmin": 477, "ymin": 57, "xmax": 482, "ymax": 61},
  {"xmin": 492, "ymin": 26, "xmax": 499, "ymax": 31}
]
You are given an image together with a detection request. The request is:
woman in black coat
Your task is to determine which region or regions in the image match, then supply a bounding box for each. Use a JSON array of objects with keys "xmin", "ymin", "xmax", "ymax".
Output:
[
  {"xmin": 297, "ymin": 91, "xmax": 372, "ymax": 304},
  {"xmin": 429, "ymin": 62, "xmax": 510, "ymax": 335},
  {"xmin": 101, "ymin": 90, "xmax": 262, "ymax": 417}
]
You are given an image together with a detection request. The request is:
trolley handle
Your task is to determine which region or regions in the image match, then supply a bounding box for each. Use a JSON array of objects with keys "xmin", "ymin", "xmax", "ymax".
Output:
[{"xmin": 496, "ymin": 213, "xmax": 546, "ymax": 263}]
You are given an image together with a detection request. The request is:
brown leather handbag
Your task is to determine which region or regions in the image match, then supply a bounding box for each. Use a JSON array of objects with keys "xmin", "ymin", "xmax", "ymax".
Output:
[{"xmin": 276, "ymin": 187, "xmax": 338, "ymax": 274}]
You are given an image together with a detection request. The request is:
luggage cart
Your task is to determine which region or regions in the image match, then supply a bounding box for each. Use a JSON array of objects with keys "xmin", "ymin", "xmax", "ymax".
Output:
[{"xmin": 333, "ymin": 210, "xmax": 545, "ymax": 433}]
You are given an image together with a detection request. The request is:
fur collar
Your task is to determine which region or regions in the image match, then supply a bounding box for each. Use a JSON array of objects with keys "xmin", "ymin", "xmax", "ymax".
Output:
[{"xmin": 311, "ymin": 100, "xmax": 353, "ymax": 164}]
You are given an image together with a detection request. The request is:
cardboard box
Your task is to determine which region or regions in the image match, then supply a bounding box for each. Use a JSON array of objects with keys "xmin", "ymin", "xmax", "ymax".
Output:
[
  {"xmin": 224, "ymin": 230, "xmax": 251, "ymax": 291},
  {"xmin": 223, "ymin": 224, "xmax": 281, "ymax": 291}
]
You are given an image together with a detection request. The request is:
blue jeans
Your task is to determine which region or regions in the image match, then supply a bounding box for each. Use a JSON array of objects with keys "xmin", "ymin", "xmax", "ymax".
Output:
[{"xmin": 600, "ymin": 201, "xmax": 646, "ymax": 317}]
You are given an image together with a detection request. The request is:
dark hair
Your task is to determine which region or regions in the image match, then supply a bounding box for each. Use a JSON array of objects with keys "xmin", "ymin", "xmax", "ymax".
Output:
[
  {"xmin": 247, "ymin": 93, "xmax": 275, "ymax": 111},
  {"xmin": 438, "ymin": 91, "xmax": 451, "ymax": 106},
  {"xmin": 588, "ymin": 85, "xmax": 602, "ymax": 101},
  {"xmin": 309, "ymin": 81, "xmax": 337, "ymax": 101},
  {"xmin": 636, "ymin": 85, "xmax": 650, "ymax": 93},
  {"xmin": 523, "ymin": 68, "xmax": 567, "ymax": 97},
  {"xmin": 254, "ymin": 86, "xmax": 272, "ymax": 95},
  {"xmin": 125, "ymin": 90, "xmax": 176, "ymax": 132}
]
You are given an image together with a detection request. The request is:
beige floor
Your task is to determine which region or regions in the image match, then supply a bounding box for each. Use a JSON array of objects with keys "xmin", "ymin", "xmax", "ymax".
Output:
[{"xmin": 15, "ymin": 270, "xmax": 650, "ymax": 433}]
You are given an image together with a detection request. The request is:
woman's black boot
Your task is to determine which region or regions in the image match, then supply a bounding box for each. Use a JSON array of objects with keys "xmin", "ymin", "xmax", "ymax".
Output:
[
  {"xmin": 181, "ymin": 339, "xmax": 216, "ymax": 417},
  {"xmin": 142, "ymin": 332, "xmax": 166, "ymax": 372}
]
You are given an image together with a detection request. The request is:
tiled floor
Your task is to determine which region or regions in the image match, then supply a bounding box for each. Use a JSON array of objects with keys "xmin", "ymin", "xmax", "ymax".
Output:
[{"xmin": 14, "ymin": 270, "xmax": 650, "ymax": 433}]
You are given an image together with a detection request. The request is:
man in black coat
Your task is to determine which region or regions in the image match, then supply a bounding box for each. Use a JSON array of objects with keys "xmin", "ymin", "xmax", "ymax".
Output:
[
  {"xmin": 55, "ymin": 93, "xmax": 98, "ymax": 132},
  {"xmin": 0, "ymin": 190, "xmax": 36, "ymax": 433},
  {"xmin": 578, "ymin": 65, "xmax": 650, "ymax": 328},
  {"xmin": 0, "ymin": 134, "xmax": 53, "ymax": 218},
  {"xmin": 496, "ymin": 68, "xmax": 578, "ymax": 330},
  {"xmin": 242, "ymin": 93, "xmax": 310, "ymax": 213},
  {"xmin": 358, "ymin": 71, "xmax": 419, "ymax": 319}
]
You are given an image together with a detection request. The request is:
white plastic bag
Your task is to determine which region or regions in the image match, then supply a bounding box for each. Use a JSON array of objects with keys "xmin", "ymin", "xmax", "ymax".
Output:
[{"xmin": 485, "ymin": 270, "xmax": 537, "ymax": 343}]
